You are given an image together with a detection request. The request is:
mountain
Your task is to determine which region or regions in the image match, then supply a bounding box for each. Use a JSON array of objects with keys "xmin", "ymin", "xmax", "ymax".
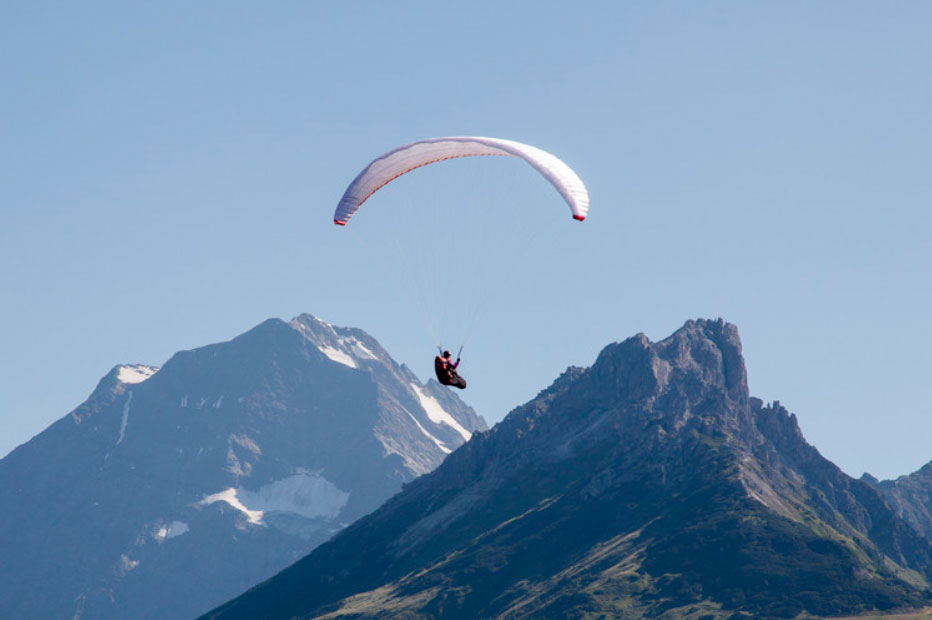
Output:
[
  {"xmin": 205, "ymin": 319, "xmax": 932, "ymax": 620},
  {"xmin": 0, "ymin": 314, "xmax": 486, "ymax": 620},
  {"xmin": 865, "ymin": 463, "xmax": 932, "ymax": 545}
]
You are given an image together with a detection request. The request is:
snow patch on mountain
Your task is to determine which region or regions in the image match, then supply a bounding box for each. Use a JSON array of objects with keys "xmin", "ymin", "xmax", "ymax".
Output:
[
  {"xmin": 116, "ymin": 391, "xmax": 133, "ymax": 445},
  {"xmin": 117, "ymin": 365, "xmax": 158, "ymax": 384},
  {"xmin": 410, "ymin": 384, "xmax": 472, "ymax": 441},
  {"xmin": 318, "ymin": 345, "xmax": 358, "ymax": 368},
  {"xmin": 199, "ymin": 471, "xmax": 350, "ymax": 526},
  {"xmin": 156, "ymin": 521, "xmax": 189, "ymax": 541},
  {"xmin": 348, "ymin": 340, "xmax": 378, "ymax": 360},
  {"xmin": 200, "ymin": 488, "xmax": 264, "ymax": 525},
  {"xmin": 240, "ymin": 471, "xmax": 350, "ymax": 519}
]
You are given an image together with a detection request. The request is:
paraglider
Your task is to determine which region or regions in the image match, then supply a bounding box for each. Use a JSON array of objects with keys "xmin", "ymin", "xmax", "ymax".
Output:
[
  {"xmin": 434, "ymin": 350, "xmax": 466, "ymax": 389},
  {"xmin": 333, "ymin": 136, "xmax": 589, "ymax": 390}
]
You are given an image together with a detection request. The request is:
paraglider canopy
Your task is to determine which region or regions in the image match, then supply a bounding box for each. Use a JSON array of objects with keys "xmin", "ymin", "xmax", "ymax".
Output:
[{"xmin": 333, "ymin": 136, "xmax": 589, "ymax": 225}]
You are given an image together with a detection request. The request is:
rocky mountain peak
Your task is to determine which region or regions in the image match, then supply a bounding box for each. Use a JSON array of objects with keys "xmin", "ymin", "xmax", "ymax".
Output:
[
  {"xmin": 473, "ymin": 318, "xmax": 754, "ymax": 469},
  {"xmin": 68, "ymin": 364, "xmax": 158, "ymax": 426},
  {"xmin": 589, "ymin": 318, "xmax": 745, "ymax": 409},
  {"xmin": 287, "ymin": 313, "xmax": 390, "ymax": 372}
]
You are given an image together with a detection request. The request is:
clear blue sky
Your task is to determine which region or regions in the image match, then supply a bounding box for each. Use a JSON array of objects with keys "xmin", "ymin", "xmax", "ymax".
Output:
[{"xmin": 2, "ymin": 2, "xmax": 930, "ymax": 480}]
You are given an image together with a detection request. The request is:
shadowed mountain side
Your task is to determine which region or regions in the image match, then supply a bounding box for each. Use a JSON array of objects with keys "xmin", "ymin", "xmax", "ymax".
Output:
[{"xmin": 204, "ymin": 319, "xmax": 932, "ymax": 620}]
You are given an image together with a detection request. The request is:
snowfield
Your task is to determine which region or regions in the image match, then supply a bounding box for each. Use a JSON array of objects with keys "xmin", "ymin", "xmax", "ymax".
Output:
[
  {"xmin": 200, "ymin": 471, "xmax": 350, "ymax": 526},
  {"xmin": 156, "ymin": 521, "xmax": 189, "ymax": 541},
  {"xmin": 117, "ymin": 365, "xmax": 159, "ymax": 384},
  {"xmin": 411, "ymin": 384, "xmax": 472, "ymax": 441},
  {"xmin": 318, "ymin": 345, "xmax": 357, "ymax": 368}
]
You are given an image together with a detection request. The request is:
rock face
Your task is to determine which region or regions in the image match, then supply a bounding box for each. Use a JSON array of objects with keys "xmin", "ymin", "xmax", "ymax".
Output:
[
  {"xmin": 205, "ymin": 319, "xmax": 932, "ymax": 620},
  {"xmin": 866, "ymin": 463, "xmax": 932, "ymax": 544},
  {"xmin": 0, "ymin": 314, "xmax": 486, "ymax": 620}
]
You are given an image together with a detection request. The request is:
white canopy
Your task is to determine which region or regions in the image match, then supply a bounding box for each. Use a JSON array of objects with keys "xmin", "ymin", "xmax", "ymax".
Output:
[{"xmin": 333, "ymin": 136, "xmax": 589, "ymax": 225}]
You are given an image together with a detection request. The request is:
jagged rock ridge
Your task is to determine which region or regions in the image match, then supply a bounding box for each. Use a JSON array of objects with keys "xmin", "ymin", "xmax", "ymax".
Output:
[
  {"xmin": 0, "ymin": 314, "xmax": 486, "ymax": 620},
  {"xmin": 205, "ymin": 319, "xmax": 932, "ymax": 620}
]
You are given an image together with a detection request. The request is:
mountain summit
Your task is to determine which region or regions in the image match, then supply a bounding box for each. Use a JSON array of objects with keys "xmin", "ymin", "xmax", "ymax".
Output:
[
  {"xmin": 0, "ymin": 314, "xmax": 485, "ymax": 620},
  {"xmin": 206, "ymin": 319, "xmax": 932, "ymax": 619}
]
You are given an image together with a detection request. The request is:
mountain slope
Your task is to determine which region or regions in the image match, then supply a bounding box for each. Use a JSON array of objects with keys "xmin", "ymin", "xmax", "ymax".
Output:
[
  {"xmin": 865, "ymin": 463, "xmax": 932, "ymax": 545},
  {"xmin": 205, "ymin": 319, "xmax": 932, "ymax": 620},
  {"xmin": 0, "ymin": 314, "xmax": 485, "ymax": 620}
]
